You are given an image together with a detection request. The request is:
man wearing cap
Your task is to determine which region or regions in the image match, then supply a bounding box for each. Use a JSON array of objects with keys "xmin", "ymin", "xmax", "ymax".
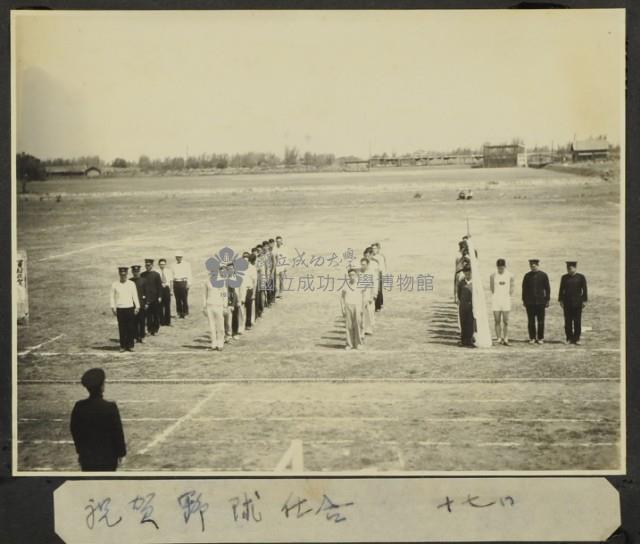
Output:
[
  {"xmin": 110, "ymin": 266, "xmax": 140, "ymax": 352},
  {"xmin": 490, "ymin": 258, "xmax": 514, "ymax": 346},
  {"xmin": 173, "ymin": 252, "xmax": 193, "ymax": 318},
  {"xmin": 129, "ymin": 265, "xmax": 148, "ymax": 344},
  {"xmin": 456, "ymin": 265, "xmax": 475, "ymax": 347},
  {"xmin": 522, "ymin": 259, "xmax": 551, "ymax": 344},
  {"xmin": 141, "ymin": 259, "xmax": 162, "ymax": 335},
  {"xmin": 158, "ymin": 258, "xmax": 174, "ymax": 326},
  {"xmin": 70, "ymin": 368, "xmax": 126, "ymax": 471},
  {"xmin": 558, "ymin": 261, "xmax": 588, "ymax": 345}
]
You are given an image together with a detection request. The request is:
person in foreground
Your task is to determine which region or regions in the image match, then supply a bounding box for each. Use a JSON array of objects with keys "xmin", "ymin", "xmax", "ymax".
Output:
[{"xmin": 70, "ymin": 368, "xmax": 126, "ymax": 471}]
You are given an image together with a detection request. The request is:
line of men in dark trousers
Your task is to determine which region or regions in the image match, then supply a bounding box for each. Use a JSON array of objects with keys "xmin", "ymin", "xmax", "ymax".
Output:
[
  {"xmin": 454, "ymin": 237, "xmax": 588, "ymax": 348},
  {"xmin": 109, "ymin": 252, "xmax": 192, "ymax": 352},
  {"xmin": 109, "ymin": 239, "xmax": 292, "ymax": 353}
]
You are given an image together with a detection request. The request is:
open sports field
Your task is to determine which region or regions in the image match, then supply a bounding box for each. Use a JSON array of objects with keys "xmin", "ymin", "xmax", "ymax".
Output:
[{"xmin": 15, "ymin": 165, "xmax": 623, "ymax": 473}]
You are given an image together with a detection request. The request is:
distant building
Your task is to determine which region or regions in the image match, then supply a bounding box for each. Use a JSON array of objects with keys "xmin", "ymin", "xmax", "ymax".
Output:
[
  {"xmin": 483, "ymin": 144, "xmax": 525, "ymax": 168},
  {"xmin": 45, "ymin": 165, "xmax": 102, "ymax": 178},
  {"xmin": 571, "ymin": 138, "xmax": 610, "ymax": 162},
  {"xmin": 342, "ymin": 160, "xmax": 369, "ymax": 172}
]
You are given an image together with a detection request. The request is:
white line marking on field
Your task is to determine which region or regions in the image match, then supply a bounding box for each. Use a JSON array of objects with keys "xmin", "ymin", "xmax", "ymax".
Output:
[
  {"xmin": 136, "ymin": 385, "xmax": 226, "ymax": 455},
  {"xmin": 18, "ymin": 334, "xmax": 66, "ymax": 356},
  {"xmin": 275, "ymin": 439, "xmax": 304, "ymax": 472},
  {"xmin": 22, "ymin": 347, "xmax": 621, "ymax": 357},
  {"xmin": 394, "ymin": 445, "xmax": 406, "ymax": 469},
  {"xmin": 18, "ymin": 377, "xmax": 620, "ymax": 385},
  {"xmin": 36, "ymin": 217, "xmax": 213, "ymax": 262},
  {"xmin": 38, "ymin": 242, "xmax": 119, "ymax": 262}
]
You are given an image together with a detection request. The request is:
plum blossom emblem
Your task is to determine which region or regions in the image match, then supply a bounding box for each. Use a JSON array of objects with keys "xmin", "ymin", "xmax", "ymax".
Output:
[{"xmin": 205, "ymin": 247, "xmax": 248, "ymax": 288}]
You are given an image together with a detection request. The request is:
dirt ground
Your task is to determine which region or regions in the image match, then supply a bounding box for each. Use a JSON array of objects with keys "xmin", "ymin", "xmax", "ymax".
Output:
[{"xmin": 16, "ymin": 165, "xmax": 622, "ymax": 473}]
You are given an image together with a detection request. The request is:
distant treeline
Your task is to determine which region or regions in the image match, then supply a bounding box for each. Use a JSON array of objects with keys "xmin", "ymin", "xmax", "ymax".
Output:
[{"xmin": 38, "ymin": 147, "xmax": 345, "ymax": 172}]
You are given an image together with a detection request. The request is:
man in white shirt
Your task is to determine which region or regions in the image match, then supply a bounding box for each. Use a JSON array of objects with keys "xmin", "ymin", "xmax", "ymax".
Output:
[
  {"xmin": 202, "ymin": 270, "xmax": 227, "ymax": 351},
  {"xmin": 274, "ymin": 235, "xmax": 289, "ymax": 299},
  {"xmin": 110, "ymin": 266, "xmax": 140, "ymax": 352},
  {"xmin": 340, "ymin": 268, "xmax": 366, "ymax": 350},
  {"xmin": 359, "ymin": 257, "xmax": 375, "ymax": 336},
  {"xmin": 490, "ymin": 258, "xmax": 514, "ymax": 346},
  {"xmin": 158, "ymin": 258, "xmax": 174, "ymax": 326},
  {"xmin": 173, "ymin": 251, "xmax": 192, "ymax": 318}
]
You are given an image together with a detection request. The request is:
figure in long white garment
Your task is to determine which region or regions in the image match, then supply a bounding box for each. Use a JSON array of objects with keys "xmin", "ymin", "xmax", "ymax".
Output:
[{"xmin": 466, "ymin": 238, "xmax": 492, "ymax": 348}]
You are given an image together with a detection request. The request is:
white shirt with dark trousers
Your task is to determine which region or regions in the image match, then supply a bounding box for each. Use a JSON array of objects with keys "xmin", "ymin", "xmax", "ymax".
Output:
[
  {"xmin": 110, "ymin": 280, "xmax": 140, "ymax": 350},
  {"xmin": 173, "ymin": 261, "xmax": 192, "ymax": 317},
  {"xmin": 110, "ymin": 280, "xmax": 140, "ymax": 309}
]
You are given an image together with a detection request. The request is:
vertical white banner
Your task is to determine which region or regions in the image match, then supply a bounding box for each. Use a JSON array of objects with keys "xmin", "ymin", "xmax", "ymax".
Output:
[
  {"xmin": 467, "ymin": 239, "xmax": 491, "ymax": 348},
  {"xmin": 16, "ymin": 248, "xmax": 28, "ymax": 324}
]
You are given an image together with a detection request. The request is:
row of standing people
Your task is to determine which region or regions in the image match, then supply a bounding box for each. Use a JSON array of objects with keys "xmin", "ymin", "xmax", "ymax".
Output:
[
  {"xmin": 202, "ymin": 237, "xmax": 290, "ymax": 350},
  {"xmin": 454, "ymin": 239, "xmax": 588, "ymax": 347},
  {"xmin": 340, "ymin": 242, "xmax": 387, "ymax": 350},
  {"xmin": 109, "ymin": 253, "xmax": 193, "ymax": 352}
]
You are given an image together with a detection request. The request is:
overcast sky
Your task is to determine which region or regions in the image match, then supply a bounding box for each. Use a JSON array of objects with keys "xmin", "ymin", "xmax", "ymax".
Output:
[{"xmin": 14, "ymin": 10, "xmax": 624, "ymax": 162}]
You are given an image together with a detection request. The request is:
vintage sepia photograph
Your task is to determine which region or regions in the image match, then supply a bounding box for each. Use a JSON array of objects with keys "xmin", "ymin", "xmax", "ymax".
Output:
[{"xmin": 12, "ymin": 9, "xmax": 625, "ymax": 475}]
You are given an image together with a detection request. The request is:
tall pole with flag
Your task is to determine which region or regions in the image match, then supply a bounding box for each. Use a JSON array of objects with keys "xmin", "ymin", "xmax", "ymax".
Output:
[{"xmin": 465, "ymin": 223, "xmax": 492, "ymax": 348}]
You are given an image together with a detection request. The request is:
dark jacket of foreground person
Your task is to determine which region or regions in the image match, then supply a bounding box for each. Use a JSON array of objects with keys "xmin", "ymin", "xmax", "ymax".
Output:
[
  {"xmin": 558, "ymin": 272, "xmax": 588, "ymax": 307},
  {"xmin": 522, "ymin": 270, "xmax": 551, "ymax": 306},
  {"xmin": 70, "ymin": 394, "xmax": 126, "ymax": 471}
]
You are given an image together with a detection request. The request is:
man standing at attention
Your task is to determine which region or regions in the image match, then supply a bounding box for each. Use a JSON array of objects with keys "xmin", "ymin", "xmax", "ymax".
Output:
[
  {"xmin": 70, "ymin": 368, "xmax": 126, "ymax": 471},
  {"xmin": 274, "ymin": 235, "xmax": 288, "ymax": 298},
  {"xmin": 158, "ymin": 258, "xmax": 174, "ymax": 326},
  {"xmin": 110, "ymin": 266, "xmax": 140, "ymax": 352},
  {"xmin": 173, "ymin": 251, "xmax": 192, "ymax": 318},
  {"xmin": 129, "ymin": 264, "xmax": 148, "ymax": 344},
  {"xmin": 141, "ymin": 259, "xmax": 162, "ymax": 336},
  {"xmin": 522, "ymin": 258, "xmax": 551, "ymax": 344},
  {"xmin": 254, "ymin": 246, "xmax": 265, "ymax": 319},
  {"xmin": 558, "ymin": 261, "xmax": 588, "ymax": 345},
  {"xmin": 359, "ymin": 256, "xmax": 375, "ymax": 337},
  {"xmin": 242, "ymin": 252, "xmax": 256, "ymax": 330},
  {"xmin": 340, "ymin": 268, "xmax": 366, "ymax": 350},
  {"xmin": 371, "ymin": 242, "xmax": 386, "ymax": 312},
  {"xmin": 202, "ymin": 266, "xmax": 227, "ymax": 351},
  {"xmin": 490, "ymin": 258, "xmax": 514, "ymax": 346},
  {"xmin": 456, "ymin": 265, "xmax": 475, "ymax": 348}
]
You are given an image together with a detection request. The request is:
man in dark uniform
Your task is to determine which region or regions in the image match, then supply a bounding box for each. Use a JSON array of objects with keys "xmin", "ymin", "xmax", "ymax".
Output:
[
  {"xmin": 70, "ymin": 368, "xmax": 126, "ymax": 471},
  {"xmin": 129, "ymin": 265, "xmax": 148, "ymax": 343},
  {"xmin": 141, "ymin": 258, "xmax": 162, "ymax": 335},
  {"xmin": 456, "ymin": 265, "xmax": 475, "ymax": 347},
  {"xmin": 558, "ymin": 261, "xmax": 588, "ymax": 345},
  {"xmin": 522, "ymin": 259, "xmax": 551, "ymax": 344}
]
